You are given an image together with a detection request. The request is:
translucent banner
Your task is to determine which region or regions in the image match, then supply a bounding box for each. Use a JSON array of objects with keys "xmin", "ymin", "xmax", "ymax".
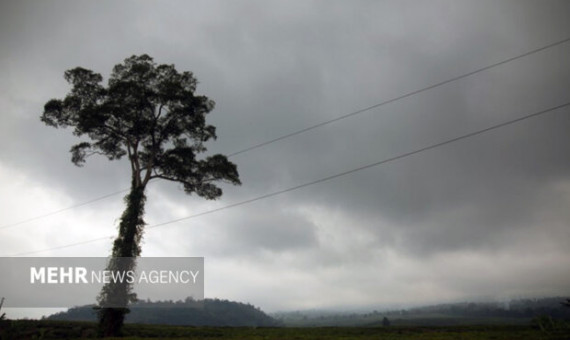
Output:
[{"xmin": 0, "ymin": 257, "xmax": 204, "ymax": 308}]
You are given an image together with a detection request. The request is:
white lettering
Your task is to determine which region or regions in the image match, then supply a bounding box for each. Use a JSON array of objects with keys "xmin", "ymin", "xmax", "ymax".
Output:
[
  {"xmin": 190, "ymin": 270, "xmax": 199, "ymax": 284},
  {"xmin": 111, "ymin": 270, "xmax": 127, "ymax": 283},
  {"xmin": 102, "ymin": 270, "xmax": 111, "ymax": 284},
  {"xmin": 60, "ymin": 267, "xmax": 73, "ymax": 283},
  {"xmin": 149, "ymin": 270, "xmax": 159, "ymax": 284},
  {"xmin": 180, "ymin": 270, "xmax": 190, "ymax": 283},
  {"xmin": 91, "ymin": 270, "xmax": 102, "ymax": 283},
  {"xmin": 30, "ymin": 267, "xmax": 45, "ymax": 284},
  {"xmin": 76, "ymin": 267, "xmax": 88, "ymax": 284},
  {"xmin": 138, "ymin": 271, "xmax": 148, "ymax": 284},
  {"xmin": 169, "ymin": 271, "xmax": 179, "ymax": 283},
  {"xmin": 47, "ymin": 267, "xmax": 58, "ymax": 284},
  {"xmin": 126, "ymin": 270, "xmax": 135, "ymax": 284},
  {"xmin": 31, "ymin": 267, "xmax": 89, "ymax": 284}
]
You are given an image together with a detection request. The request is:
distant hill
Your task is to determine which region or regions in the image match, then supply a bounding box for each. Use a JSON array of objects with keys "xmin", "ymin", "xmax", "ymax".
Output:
[
  {"xmin": 273, "ymin": 297, "xmax": 570, "ymax": 327},
  {"xmin": 47, "ymin": 298, "xmax": 280, "ymax": 327},
  {"xmin": 402, "ymin": 297, "xmax": 570, "ymax": 320},
  {"xmin": 46, "ymin": 297, "xmax": 570, "ymax": 327}
]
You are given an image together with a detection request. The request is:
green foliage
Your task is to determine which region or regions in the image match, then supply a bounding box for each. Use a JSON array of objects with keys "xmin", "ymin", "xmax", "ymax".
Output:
[
  {"xmin": 95, "ymin": 184, "xmax": 147, "ymax": 336},
  {"xmin": 96, "ymin": 184, "xmax": 146, "ymax": 334}
]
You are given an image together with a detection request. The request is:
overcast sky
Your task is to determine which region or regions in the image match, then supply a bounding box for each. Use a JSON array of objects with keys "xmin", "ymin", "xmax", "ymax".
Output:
[{"xmin": 1, "ymin": 0, "xmax": 570, "ymax": 318}]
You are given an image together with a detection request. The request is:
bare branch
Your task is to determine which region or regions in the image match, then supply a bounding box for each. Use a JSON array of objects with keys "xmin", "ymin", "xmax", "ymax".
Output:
[
  {"xmin": 155, "ymin": 104, "xmax": 164, "ymax": 120},
  {"xmin": 85, "ymin": 151, "xmax": 106, "ymax": 158},
  {"xmin": 149, "ymin": 174, "xmax": 181, "ymax": 183}
]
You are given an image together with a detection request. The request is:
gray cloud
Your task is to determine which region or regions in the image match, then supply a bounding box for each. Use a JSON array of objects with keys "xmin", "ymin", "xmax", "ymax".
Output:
[{"xmin": 1, "ymin": 0, "xmax": 570, "ymax": 314}]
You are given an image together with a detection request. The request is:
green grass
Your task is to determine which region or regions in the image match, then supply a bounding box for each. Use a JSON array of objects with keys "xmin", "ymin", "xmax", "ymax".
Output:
[{"xmin": 2, "ymin": 320, "xmax": 570, "ymax": 340}]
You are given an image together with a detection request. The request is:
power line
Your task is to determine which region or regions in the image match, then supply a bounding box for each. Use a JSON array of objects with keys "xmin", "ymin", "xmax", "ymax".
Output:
[
  {"xmin": 226, "ymin": 36, "xmax": 570, "ymax": 157},
  {"xmin": 7, "ymin": 100, "xmax": 569, "ymax": 257},
  {"xmin": 0, "ymin": 189, "xmax": 129, "ymax": 230},
  {"xmin": 2, "ymin": 36, "xmax": 570, "ymax": 230},
  {"xmin": 9, "ymin": 235, "xmax": 113, "ymax": 257}
]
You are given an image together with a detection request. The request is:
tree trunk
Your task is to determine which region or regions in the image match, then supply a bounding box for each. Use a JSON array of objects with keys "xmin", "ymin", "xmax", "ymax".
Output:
[{"xmin": 97, "ymin": 179, "xmax": 146, "ymax": 337}]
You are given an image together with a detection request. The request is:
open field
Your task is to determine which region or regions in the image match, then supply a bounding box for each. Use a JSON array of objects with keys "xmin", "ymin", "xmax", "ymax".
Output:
[{"xmin": 2, "ymin": 320, "xmax": 570, "ymax": 340}]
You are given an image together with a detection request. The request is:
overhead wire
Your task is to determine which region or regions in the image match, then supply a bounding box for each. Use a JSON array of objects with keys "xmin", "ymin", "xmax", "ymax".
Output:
[
  {"xmin": 0, "ymin": 189, "xmax": 129, "ymax": 230},
  {"xmin": 7, "ymin": 100, "xmax": 569, "ymax": 256},
  {"xmin": 2, "ymin": 36, "xmax": 569, "ymax": 231},
  {"xmin": 225, "ymin": 36, "xmax": 570, "ymax": 157}
]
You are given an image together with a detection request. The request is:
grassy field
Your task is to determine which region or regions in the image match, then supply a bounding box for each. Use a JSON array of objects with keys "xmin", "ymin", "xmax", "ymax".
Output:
[{"xmin": 2, "ymin": 320, "xmax": 570, "ymax": 340}]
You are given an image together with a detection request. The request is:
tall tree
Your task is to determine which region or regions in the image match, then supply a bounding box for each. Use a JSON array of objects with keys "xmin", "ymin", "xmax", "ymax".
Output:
[{"xmin": 41, "ymin": 54, "xmax": 241, "ymax": 336}]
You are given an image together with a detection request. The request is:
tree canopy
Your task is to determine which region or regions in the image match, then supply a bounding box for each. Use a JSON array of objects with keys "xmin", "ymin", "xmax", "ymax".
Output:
[{"xmin": 42, "ymin": 54, "xmax": 240, "ymax": 196}]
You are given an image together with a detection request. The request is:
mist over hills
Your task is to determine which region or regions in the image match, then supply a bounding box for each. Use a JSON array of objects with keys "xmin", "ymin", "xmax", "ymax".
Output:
[
  {"xmin": 272, "ymin": 297, "xmax": 570, "ymax": 327},
  {"xmin": 45, "ymin": 297, "xmax": 570, "ymax": 327}
]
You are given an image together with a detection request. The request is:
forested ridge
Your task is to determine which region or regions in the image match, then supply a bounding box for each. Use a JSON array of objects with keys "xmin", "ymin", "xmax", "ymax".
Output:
[{"xmin": 47, "ymin": 298, "xmax": 279, "ymax": 327}]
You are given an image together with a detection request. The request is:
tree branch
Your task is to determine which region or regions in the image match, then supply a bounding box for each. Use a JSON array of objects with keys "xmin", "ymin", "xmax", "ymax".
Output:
[
  {"xmin": 149, "ymin": 174, "xmax": 181, "ymax": 183},
  {"xmin": 101, "ymin": 122, "xmax": 128, "ymax": 142},
  {"xmin": 131, "ymin": 140, "xmax": 142, "ymax": 187},
  {"xmin": 86, "ymin": 151, "xmax": 106, "ymax": 158},
  {"xmin": 125, "ymin": 141, "xmax": 136, "ymax": 177},
  {"xmin": 141, "ymin": 105, "xmax": 164, "ymax": 186},
  {"xmin": 155, "ymin": 104, "xmax": 164, "ymax": 121}
]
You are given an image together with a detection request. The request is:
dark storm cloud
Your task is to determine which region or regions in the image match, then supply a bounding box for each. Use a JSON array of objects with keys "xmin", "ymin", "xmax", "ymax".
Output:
[{"xmin": 2, "ymin": 0, "xmax": 570, "ymax": 312}]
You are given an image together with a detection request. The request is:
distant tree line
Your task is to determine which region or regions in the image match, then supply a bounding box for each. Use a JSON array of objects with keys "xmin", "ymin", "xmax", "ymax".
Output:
[
  {"xmin": 273, "ymin": 297, "xmax": 570, "ymax": 327},
  {"xmin": 401, "ymin": 298, "xmax": 570, "ymax": 319},
  {"xmin": 47, "ymin": 298, "xmax": 279, "ymax": 327}
]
